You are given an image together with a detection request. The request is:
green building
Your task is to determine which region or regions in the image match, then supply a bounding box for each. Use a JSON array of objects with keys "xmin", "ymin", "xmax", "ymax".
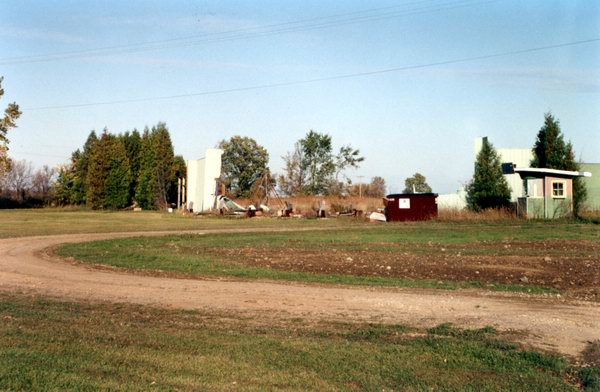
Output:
[
  {"xmin": 514, "ymin": 168, "xmax": 591, "ymax": 219},
  {"xmin": 581, "ymin": 163, "xmax": 600, "ymax": 210}
]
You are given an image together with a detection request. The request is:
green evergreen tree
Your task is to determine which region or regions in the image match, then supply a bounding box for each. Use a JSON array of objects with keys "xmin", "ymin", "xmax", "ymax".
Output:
[
  {"xmin": 53, "ymin": 163, "xmax": 77, "ymax": 205},
  {"xmin": 152, "ymin": 123, "xmax": 175, "ymax": 207},
  {"xmin": 86, "ymin": 132, "xmax": 131, "ymax": 209},
  {"xmin": 71, "ymin": 130, "xmax": 98, "ymax": 204},
  {"xmin": 168, "ymin": 155, "xmax": 187, "ymax": 203},
  {"xmin": 120, "ymin": 129, "xmax": 142, "ymax": 204},
  {"xmin": 104, "ymin": 139, "xmax": 132, "ymax": 209},
  {"xmin": 134, "ymin": 123, "xmax": 175, "ymax": 209},
  {"xmin": 467, "ymin": 138, "xmax": 511, "ymax": 211},
  {"xmin": 218, "ymin": 136, "xmax": 269, "ymax": 198},
  {"xmin": 135, "ymin": 127, "xmax": 156, "ymax": 209},
  {"xmin": 531, "ymin": 112, "xmax": 587, "ymax": 216}
]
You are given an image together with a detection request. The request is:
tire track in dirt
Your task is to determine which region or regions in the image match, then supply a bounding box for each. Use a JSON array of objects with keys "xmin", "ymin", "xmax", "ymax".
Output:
[{"xmin": 1, "ymin": 228, "xmax": 599, "ymax": 358}]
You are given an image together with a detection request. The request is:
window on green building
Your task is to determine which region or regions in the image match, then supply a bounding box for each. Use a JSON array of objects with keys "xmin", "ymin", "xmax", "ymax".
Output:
[{"xmin": 552, "ymin": 181, "xmax": 565, "ymax": 198}]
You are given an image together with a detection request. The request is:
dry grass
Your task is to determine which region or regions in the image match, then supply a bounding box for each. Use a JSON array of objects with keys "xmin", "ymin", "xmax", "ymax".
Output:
[
  {"xmin": 580, "ymin": 208, "xmax": 600, "ymax": 219},
  {"xmin": 238, "ymin": 195, "xmax": 521, "ymax": 222},
  {"xmin": 437, "ymin": 207, "xmax": 517, "ymax": 221},
  {"xmin": 236, "ymin": 196, "xmax": 385, "ymax": 216}
]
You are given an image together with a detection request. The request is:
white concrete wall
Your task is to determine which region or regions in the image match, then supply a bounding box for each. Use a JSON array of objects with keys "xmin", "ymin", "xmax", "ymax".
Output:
[
  {"xmin": 438, "ymin": 187, "xmax": 467, "ymax": 210},
  {"xmin": 186, "ymin": 148, "xmax": 223, "ymax": 212}
]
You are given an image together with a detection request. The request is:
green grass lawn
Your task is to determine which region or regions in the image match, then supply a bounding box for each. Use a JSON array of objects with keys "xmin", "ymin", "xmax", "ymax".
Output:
[
  {"xmin": 57, "ymin": 221, "xmax": 600, "ymax": 295},
  {"xmin": 1, "ymin": 292, "xmax": 593, "ymax": 391},
  {"xmin": 0, "ymin": 208, "xmax": 351, "ymax": 238}
]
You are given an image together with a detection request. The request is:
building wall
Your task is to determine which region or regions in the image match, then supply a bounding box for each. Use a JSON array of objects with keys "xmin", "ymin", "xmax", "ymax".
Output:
[
  {"xmin": 473, "ymin": 137, "xmax": 532, "ymax": 202},
  {"xmin": 186, "ymin": 149, "xmax": 223, "ymax": 212},
  {"xmin": 581, "ymin": 163, "xmax": 600, "ymax": 210},
  {"xmin": 521, "ymin": 176, "xmax": 573, "ymax": 219},
  {"xmin": 437, "ymin": 187, "xmax": 467, "ymax": 210},
  {"xmin": 497, "ymin": 148, "xmax": 533, "ymax": 201}
]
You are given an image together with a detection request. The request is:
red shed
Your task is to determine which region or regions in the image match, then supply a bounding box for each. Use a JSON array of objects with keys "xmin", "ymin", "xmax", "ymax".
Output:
[{"xmin": 384, "ymin": 193, "xmax": 438, "ymax": 222}]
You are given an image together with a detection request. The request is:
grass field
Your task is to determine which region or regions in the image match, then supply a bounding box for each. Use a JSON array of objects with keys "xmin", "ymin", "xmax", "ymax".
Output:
[
  {"xmin": 58, "ymin": 221, "xmax": 600, "ymax": 298},
  {"xmin": 1, "ymin": 292, "xmax": 594, "ymax": 391},
  {"xmin": 3, "ymin": 209, "xmax": 600, "ymax": 390},
  {"xmin": 0, "ymin": 208, "xmax": 350, "ymax": 238}
]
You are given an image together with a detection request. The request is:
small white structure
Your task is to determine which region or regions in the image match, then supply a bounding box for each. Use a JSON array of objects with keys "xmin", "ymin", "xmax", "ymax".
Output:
[
  {"xmin": 437, "ymin": 186, "xmax": 467, "ymax": 210},
  {"xmin": 474, "ymin": 137, "xmax": 533, "ymax": 202},
  {"xmin": 186, "ymin": 149, "xmax": 223, "ymax": 212}
]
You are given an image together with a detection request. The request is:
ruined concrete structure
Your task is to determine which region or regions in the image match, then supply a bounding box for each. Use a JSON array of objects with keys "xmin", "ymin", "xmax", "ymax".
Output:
[{"xmin": 186, "ymin": 149, "xmax": 223, "ymax": 213}]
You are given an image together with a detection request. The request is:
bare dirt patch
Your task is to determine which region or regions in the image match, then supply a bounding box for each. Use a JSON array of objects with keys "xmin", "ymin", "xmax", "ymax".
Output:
[{"xmin": 206, "ymin": 239, "xmax": 600, "ymax": 300}]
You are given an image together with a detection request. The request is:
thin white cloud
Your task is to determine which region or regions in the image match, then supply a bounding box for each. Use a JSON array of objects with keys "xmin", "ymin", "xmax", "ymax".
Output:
[
  {"xmin": 431, "ymin": 67, "xmax": 600, "ymax": 92},
  {"xmin": 84, "ymin": 54, "xmax": 255, "ymax": 70},
  {"xmin": 0, "ymin": 26, "xmax": 86, "ymax": 44},
  {"xmin": 96, "ymin": 15, "xmax": 259, "ymax": 34}
]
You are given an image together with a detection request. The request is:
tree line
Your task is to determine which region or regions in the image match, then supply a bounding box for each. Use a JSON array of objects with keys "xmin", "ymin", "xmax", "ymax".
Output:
[
  {"xmin": 0, "ymin": 76, "xmax": 588, "ymax": 214},
  {"xmin": 53, "ymin": 124, "xmax": 185, "ymax": 209}
]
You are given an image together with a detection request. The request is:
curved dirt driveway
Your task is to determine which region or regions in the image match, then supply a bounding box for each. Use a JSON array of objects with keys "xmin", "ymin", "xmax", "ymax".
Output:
[{"xmin": 1, "ymin": 229, "xmax": 599, "ymax": 358}]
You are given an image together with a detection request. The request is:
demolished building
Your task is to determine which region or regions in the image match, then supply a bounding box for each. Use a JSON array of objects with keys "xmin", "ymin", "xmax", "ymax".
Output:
[{"xmin": 186, "ymin": 149, "xmax": 223, "ymax": 213}]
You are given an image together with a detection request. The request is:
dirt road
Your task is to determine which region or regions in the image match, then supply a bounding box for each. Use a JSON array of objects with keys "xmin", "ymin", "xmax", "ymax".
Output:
[{"xmin": 1, "ymin": 229, "xmax": 599, "ymax": 358}]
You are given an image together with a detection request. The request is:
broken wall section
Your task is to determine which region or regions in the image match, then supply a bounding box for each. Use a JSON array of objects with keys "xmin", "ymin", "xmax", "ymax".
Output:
[{"xmin": 186, "ymin": 149, "xmax": 223, "ymax": 212}]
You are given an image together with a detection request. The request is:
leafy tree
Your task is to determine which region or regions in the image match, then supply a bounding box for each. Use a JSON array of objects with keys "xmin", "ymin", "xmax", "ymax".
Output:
[
  {"xmin": 279, "ymin": 130, "xmax": 364, "ymax": 196},
  {"xmin": 86, "ymin": 132, "xmax": 131, "ymax": 209},
  {"xmin": 218, "ymin": 136, "xmax": 269, "ymax": 198},
  {"xmin": 349, "ymin": 177, "xmax": 387, "ymax": 198},
  {"xmin": 3, "ymin": 160, "xmax": 32, "ymax": 201},
  {"xmin": 300, "ymin": 130, "xmax": 336, "ymax": 195},
  {"xmin": 403, "ymin": 173, "xmax": 432, "ymax": 193},
  {"xmin": 278, "ymin": 142, "xmax": 305, "ymax": 196},
  {"xmin": 466, "ymin": 138, "xmax": 511, "ymax": 211},
  {"xmin": 0, "ymin": 76, "xmax": 22, "ymax": 177},
  {"xmin": 366, "ymin": 176, "xmax": 387, "ymax": 197},
  {"xmin": 329, "ymin": 145, "xmax": 365, "ymax": 196},
  {"xmin": 31, "ymin": 165, "xmax": 56, "ymax": 202},
  {"xmin": 334, "ymin": 145, "xmax": 364, "ymax": 182},
  {"xmin": 531, "ymin": 112, "xmax": 587, "ymax": 215}
]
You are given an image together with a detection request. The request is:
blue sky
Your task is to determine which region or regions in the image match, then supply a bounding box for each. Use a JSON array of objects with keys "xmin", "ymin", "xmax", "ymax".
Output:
[{"xmin": 1, "ymin": 0, "xmax": 599, "ymax": 193}]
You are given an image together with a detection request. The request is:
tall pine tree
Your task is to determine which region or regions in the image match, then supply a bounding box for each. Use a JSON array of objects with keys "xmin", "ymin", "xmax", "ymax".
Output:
[
  {"xmin": 120, "ymin": 129, "xmax": 142, "ymax": 204},
  {"xmin": 86, "ymin": 132, "xmax": 131, "ymax": 209},
  {"xmin": 71, "ymin": 130, "xmax": 98, "ymax": 204},
  {"xmin": 152, "ymin": 123, "xmax": 175, "ymax": 207},
  {"xmin": 135, "ymin": 127, "xmax": 156, "ymax": 209},
  {"xmin": 467, "ymin": 138, "xmax": 511, "ymax": 211},
  {"xmin": 135, "ymin": 123, "xmax": 175, "ymax": 209},
  {"xmin": 531, "ymin": 113, "xmax": 587, "ymax": 216}
]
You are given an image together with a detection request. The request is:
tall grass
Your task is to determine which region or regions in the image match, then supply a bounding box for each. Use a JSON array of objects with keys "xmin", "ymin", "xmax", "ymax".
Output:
[{"xmin": 437, "ymin": 207, "xmax": 517, "ymax": 222}]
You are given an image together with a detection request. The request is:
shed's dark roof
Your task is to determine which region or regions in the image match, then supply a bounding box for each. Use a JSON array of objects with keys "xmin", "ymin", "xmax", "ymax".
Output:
[{"xmin": 386, "ymin": 193, "xmax": 438, "ymax": 198}]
